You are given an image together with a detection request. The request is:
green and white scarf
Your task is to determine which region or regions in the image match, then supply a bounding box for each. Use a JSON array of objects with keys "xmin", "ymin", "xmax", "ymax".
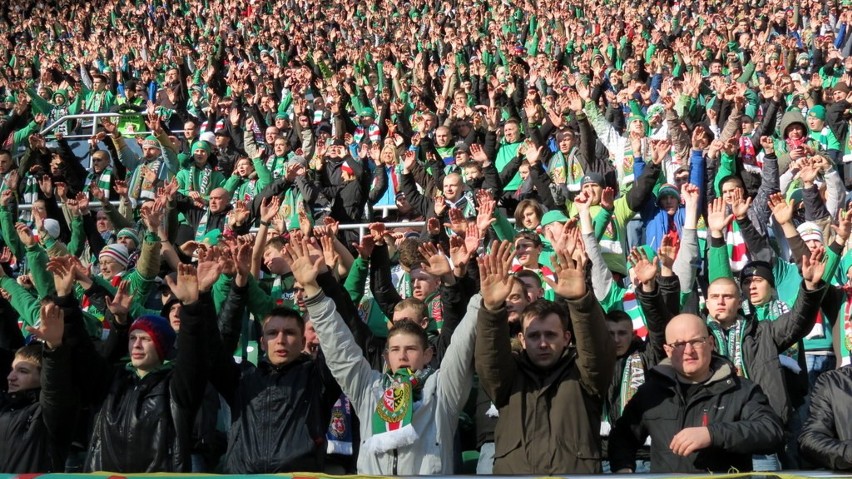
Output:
[
  {"xmin": 618, "ymin": 350, "xmax": 645, "ymax": 415},
  {"xmin": 22, "ymin": 173, "xmax": 40, "ymax": 205},
  {"xmin": 84, "ymin": 167, "xmax": 112, "ymax": 199},
  {"xmin": 129, "ymin": 158, "xmax": 163, "ymax": 202},
  {"xmin": 365, "ymin": 367, "xmax": 434, "ymax": 453},
  {"xmin": 195, "ymin": 208, "xmax": 211, "ymax": 243},
  {"xmin": 708, "ymin": 318, "xmax": 749, "ymax": 378},
  {"xmin": 190, "ymin": 163, "xmax": 213, "ymax": 195}
]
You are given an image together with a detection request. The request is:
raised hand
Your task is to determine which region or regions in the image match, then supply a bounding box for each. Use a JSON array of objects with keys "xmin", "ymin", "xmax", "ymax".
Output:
[
  {"xmin": 15, "ymin": 223, "xmax": 35, "ymax": 247},
  {"xmin": 767, "ymin": 193, "xmax": 794, "ymax": 225},
  {"xmin": 260, "ymin": 195, "xmax": 281, "ymax": 224},
  {"xmin": 434, "ymin": 195, "xmax": 447, "ymax": 216},
  {"xmin": 368, "ymin": 222, "xmax": 387, "ymax": 245},
  {"xmin": 26, "ymin": 302, "xmax": 65, "ymax": 349},
  {"xmin": 544, "ymin": 235, "xmax": 588, "ymax": 300},
  {"xmin": 106, "ymin": 280, "xmax": 133, "ymax": 324},
  {"xmin": 801, "ymin": 246, "xmax": 826, "ymax": 290},
  {"xmin": 46, "ymin": 256, "xmax": 75, "ymax": 296},
  {"xmin": 730, "ymin": 188, "xmax": 752, "ymax": 220},
  {"xmin": 402, "ymin": 150, "xmax": 417, "ymax": 173},
  {"xmin": 166, "ymin": 263, "xmax": 201, "ymax": 304},
  {"xmin": 228, "ymin": 200, "xmax": 250, "ymax": 227},
  {"xmin": 418, "ymin": 242, "xmax": 452, "ymax": 278},
  {"xmin": 469, "ymin": 143, "xmax": 489, "ymax": 163},
  {"xmin": 479, "ymin": 240, "xmax": 516, "ymax": 310},
  {"xmin": 629, "ymin": 246, "xmax": 660, "ymax": 288},
  {"xmin": 832, "ymin": 204, "xmax": 852, "ymax": 244},
  {"xmin": 707, "ymin": 197, "xmax": 733, "ymax": 235},
  {"xmin": 691, "ymin": 127, "xmax": 710, "ymax": 150},
  {"xmin": 280, "ymin": 234, "xmax": 326, "ymax": 291},
  {"xmin": 658, "ymin": 235, "xmax": 678, "ymax": 274},
  {"xmin": 444, "ymin": 207, "xmax": 468, "ymax": 235},
  {"xmin": 114, "ymin": 179, "xmax": 129, "ymax": 198},
  {"xmin": 353, "ymin": 235, "xmax": 375, "ymax": 259},
  {"xmin": 600, "ymin": 187, "xmax": 615, "ymax": 211}
]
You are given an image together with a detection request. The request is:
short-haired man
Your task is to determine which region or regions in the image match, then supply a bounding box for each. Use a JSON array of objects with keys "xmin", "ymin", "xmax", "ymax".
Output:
[
  {"xmin": 475, "ymin": 240, "xmax": 615, "ymax": 474},
  {"xmin": 1, "ymin": 302, "xmax": 76, "ymax": 472}
]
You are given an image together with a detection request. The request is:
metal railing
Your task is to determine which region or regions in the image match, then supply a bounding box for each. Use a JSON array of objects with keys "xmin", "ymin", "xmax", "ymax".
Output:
[{"xmin": 39, "ymin": 112, "xmax": 183, "ymax": 140}]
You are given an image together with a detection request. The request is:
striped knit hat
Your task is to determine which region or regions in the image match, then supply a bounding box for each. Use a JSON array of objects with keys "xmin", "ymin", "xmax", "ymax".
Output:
[{"xmin": 99, "ymin": 244, "xmax": 130, "ymax": 269}]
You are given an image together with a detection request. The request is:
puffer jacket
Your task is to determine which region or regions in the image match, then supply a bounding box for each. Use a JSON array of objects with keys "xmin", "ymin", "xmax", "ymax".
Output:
[
  {"xmin": 0, "ymin": 345, "xmax": 76, "ymax": 473},
  {"xmin": 475, "ymin": 291, "xmax": 616, "ymax": 475},
  {"xmin": 45, "ymin": 293, "xmax": 208, "ymax": 473},
  {"xmin": 799, "ymin": 365, "xmax": 852, "ymax": 470},
  {"xmin": 610, "ymin": 357, "xmax": 784, "ymax": 473}
]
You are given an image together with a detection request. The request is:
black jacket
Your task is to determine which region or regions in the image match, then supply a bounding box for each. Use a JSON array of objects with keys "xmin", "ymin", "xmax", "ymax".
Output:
[
  {"xmin": 44, "ymin": 294, "xmax": 208, "ymax": 472},
  {"xmin": 684, "ymin": 279, "xmax": 826, "ymax": 424},
  {"xmin": 799, "ymin": 365, "xmax": 852, "ymax": 470},
  {"xmin": 213, "ymin": 275, "xmax": 342, "ymax": 473},
  {"xmin": 0, "ymin": 344, "xmax": 76, "ymax": 473},
  {"xmin": 610, "ymin": 358, "xmax": 784, "ymax": 473}
]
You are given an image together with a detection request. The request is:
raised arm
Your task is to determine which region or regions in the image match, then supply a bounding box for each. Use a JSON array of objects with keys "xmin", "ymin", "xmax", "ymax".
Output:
[
  {"xmin": 475, "ymin": 240, "xmax": 520, "ymax": 407},
  {"xmin": 286, "ymin": 236, "xmax": 380, "ymax": 412}
]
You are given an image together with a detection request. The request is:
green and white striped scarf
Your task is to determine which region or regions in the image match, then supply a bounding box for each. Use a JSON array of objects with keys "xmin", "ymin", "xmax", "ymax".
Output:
[{"xmin": 84, "ymin": 168, "xmax": 112, "ymax": 199}]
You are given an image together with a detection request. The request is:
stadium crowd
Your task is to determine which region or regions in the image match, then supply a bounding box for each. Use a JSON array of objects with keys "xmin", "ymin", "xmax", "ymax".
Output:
[{"xmin": 3, "ymin": 0, "xmax": 852, "ymax": 474}]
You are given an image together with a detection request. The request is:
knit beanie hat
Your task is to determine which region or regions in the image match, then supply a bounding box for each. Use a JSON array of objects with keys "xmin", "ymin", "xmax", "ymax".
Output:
[
  {"xmin": 797, "ymin": 221, "xmax": 823, "ymax": 243},
  {"xmin": 99, "ymin": 244, "xmax": 130, "ymax": 269},
  {"xmin": 117, "ymin": 228, "xmax": 141, "ymax": 247},
  {"xmin": 657, "ymin": 183, "xmax": 681, "ymax": 201},
  {"xmin": 740, "ymin": 261, "xmax": 776, "ymax": 289},
  {"xmin": 141, "ymin": 135, "xmax": 161, "ymax": 150},
  {"xmin": 130, "ymin": 315, "xmax": 176, "ymax": 362},
  {"xmin": 808, "ymin": 105, "xmax": 826, "ymax": 121},
  {"xmin": 192, "ymin": 140, "xmax": 212, "ymax": 154}
]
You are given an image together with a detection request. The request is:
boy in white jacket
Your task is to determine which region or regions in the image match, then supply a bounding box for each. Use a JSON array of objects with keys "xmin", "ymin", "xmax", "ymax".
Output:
[{"xmin": 281, "ymin": 236, "xmax": 503, "ymax": 474}]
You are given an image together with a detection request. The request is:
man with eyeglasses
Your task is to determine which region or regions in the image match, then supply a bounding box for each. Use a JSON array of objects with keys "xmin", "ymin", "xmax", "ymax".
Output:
[{"xmin": 609, "ymin": 313, "xmax": 784, "ymax": 473}]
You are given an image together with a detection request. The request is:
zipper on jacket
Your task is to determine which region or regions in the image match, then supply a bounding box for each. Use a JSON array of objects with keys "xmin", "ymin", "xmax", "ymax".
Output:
[{"xmin": 393, "ymin": 449, "xmax": 398, "ymax": 475}]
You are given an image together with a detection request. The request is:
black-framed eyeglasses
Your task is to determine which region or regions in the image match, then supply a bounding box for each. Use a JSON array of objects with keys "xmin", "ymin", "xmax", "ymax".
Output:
[{"xmin": 665, "ymin": 336, "xmax": 710, "ymax": 351}]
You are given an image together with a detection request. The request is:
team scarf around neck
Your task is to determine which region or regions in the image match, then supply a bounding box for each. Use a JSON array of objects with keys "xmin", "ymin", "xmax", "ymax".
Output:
[
  {"xmin": 22, "ymin": 173, "xmax": 40, "ymax": 205},
  {"xmin": 84, "ymin": 168, "xmax": 112, "ymax": 199},
  {"xmin": 130, "ymin": 157, "xmax": 163, "ymax": 201},
  {"xmin": 190, "ymin": 163, "xmax": 213, "ymax": 195},
  {"xmin": 195, "ymin": 207, "xmax": 212, "ymax": 242},
  {"xmin": 366, "ymin": 367, "xmax": 434, "ymax": 453},
  {"xmin": 708, "ymin": 318, "xmax": 748, "ymax": 378},
  {"xmin": 618, "ymin": 349, "xmax": 645, "ymax": 417}
]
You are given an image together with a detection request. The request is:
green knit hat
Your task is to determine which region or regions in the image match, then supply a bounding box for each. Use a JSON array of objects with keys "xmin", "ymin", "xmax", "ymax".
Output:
[
  {"xmin": 192, "ymin": 141, "xmax": 212, "ymax": 154},
  {"xmin": 808, "ymin": 105, "xmax": 826, "ymax": 121},
  {"xmin": 141, "ymin": 135, "xmax": 161, "ymax": 150},
  {"xmin": 627, "ymin": 114, "xmax": 649, "ymax": 134}
]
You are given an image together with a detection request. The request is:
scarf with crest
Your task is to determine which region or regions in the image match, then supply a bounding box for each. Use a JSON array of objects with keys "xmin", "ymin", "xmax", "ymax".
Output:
[{"xmin": 365, "ymin": 367, "xmax": 434, "ymax": 453}]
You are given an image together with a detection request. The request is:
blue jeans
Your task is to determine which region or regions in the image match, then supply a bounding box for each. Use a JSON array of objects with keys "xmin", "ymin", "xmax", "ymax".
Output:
[
  {"xmin": 601, "ymin": 459, "xmax": 651, "ymax": 473},
  {"xmin": 752, "ymin": 453, "xmax": 781, "ymax": 471},
  {"xmin": 805, "ymin": 353, "xmax": 836, "ymax": 390}
]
